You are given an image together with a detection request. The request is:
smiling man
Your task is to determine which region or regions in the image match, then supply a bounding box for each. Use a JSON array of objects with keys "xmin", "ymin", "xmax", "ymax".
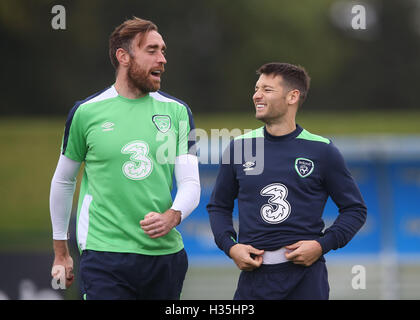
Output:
[
  {"xmin": 207, "ymin": 62, "xmax": 367, "ymax": 300},
  {"xmin": 49, "ymin": 17, "xmax": 200, "ymax": 300}
]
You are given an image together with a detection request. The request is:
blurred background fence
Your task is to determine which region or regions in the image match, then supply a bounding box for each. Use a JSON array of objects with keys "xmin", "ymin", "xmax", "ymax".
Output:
[{"xmin": 1, "ymin": 0, "xmax": 419, "ymax": 299}]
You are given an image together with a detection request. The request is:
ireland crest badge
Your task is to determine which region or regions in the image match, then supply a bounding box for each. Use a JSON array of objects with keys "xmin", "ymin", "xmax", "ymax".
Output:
[
  {"xmin": 295, "ymin": 158, "xmax": 314, "ymax": 178},
  {"xmin": 152, "ymin": 115, "xmax": 171, "ymax": 133}
]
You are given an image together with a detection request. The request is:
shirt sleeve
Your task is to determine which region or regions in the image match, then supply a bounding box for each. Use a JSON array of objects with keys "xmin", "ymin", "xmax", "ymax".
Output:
[
  {"xmin": 316, "ymin": 142, "xmax": 367, "ymax": 254},
  {"xmin": 61, "ymin": 103, "xmax": 88, "ymax": 162},
  {"xmin": 177, "ymin": 104, "xmax": 197, "ymax": 157},
  {"xmin": 206, "ymin": 141, "xmax": 239, "ymax": 257}
]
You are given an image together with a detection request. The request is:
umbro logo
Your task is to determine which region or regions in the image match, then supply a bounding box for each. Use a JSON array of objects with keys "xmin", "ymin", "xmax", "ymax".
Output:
[
  {"xmin": 101, "ymin": 122, "xmax": 115, "ymax": 132},
  {"xmin": 243, "ymin": 161, "xmax": 256, "ymax": 172}
]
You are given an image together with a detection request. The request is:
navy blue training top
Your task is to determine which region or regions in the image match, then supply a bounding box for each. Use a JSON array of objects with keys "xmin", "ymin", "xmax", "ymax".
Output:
[{"xmin": 206, "ymin": 124, "xmax": 367, "ymax": 258}]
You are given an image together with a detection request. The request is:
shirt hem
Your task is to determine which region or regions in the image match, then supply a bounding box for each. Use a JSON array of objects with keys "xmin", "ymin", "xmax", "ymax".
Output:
[{"xmin": 80, "ymin": 243, "xmax": 185, "ymax": 256}]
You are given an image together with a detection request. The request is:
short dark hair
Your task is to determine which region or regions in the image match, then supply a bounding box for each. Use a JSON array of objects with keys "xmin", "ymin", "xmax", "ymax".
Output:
[
  {"xmin": 109, "ymin": 17, "xmax": 158, "ymax": 70},
  {"xmin": 257, "ymin": 62, "xmax": 311, "ymax": 106}
]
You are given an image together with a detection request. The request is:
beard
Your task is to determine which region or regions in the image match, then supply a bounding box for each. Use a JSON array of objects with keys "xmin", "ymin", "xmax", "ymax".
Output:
[
  {"xmin": 127, "ymin": 59, "xmax": 160, "ymax": 94},
  {"xmin": 255, "ymin": 108, "xmax": 276, "ymax": 124}
]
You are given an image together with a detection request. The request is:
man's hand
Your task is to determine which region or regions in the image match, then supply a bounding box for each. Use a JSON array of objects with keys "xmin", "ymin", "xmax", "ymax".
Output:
[
  {"xmin": 229, "ymin": 244, "xmax": 264, "ymax": 271},
  {"xmin": 140, "ymin": 209, "xmax": 182, "ymax": 238},
  {"xmin": 284, "ymin": 240, "xmax": 322, "ymax": 267},
  {"xmin": 51, "ymin": 240, "xmax": 74, "ymax": 289}
]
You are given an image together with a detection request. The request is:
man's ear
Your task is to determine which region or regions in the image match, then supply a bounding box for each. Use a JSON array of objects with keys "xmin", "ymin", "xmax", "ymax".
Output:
[
  {"xmin": 287, "ymin": 89, "xmax": 301, "ymax": 105},
  {"xmin": 116, "ymin": 48, "xmax": 130, "ymax": 68}
]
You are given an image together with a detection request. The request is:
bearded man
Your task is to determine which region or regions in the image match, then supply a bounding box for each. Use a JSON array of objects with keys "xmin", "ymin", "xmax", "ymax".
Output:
[{"xmin": 49, "ymin": 17, "xmax": 200, "ymax": 300}]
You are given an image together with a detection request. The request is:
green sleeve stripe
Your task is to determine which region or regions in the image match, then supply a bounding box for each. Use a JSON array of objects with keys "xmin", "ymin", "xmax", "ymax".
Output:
[
  {"xmin": 234, "ymin": 127, "xmax": 264, "ymax": 141},
  {"xmin": 296, "ymin": 129, "xmax": 330, "ymax": 144}
]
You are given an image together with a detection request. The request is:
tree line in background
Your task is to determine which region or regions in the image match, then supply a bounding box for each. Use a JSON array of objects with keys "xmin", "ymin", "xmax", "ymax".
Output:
[{"xmin": 1, "ymin": 0, "xmax": 419, "ymax": 115}]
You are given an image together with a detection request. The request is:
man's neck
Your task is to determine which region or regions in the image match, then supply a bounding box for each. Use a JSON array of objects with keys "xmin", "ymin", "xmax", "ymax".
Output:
[
  {"xmin": 265, "ymin": 117, "xmax": 296, "ymax": 136},
  {"xmin": 114, "ymin": 73, "xmax": 147, "ymax": 99}
]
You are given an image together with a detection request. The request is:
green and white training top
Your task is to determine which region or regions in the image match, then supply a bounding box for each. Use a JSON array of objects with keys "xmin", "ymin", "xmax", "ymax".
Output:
[{"xmin": 61, "ymin": 85, "xmax": 196, "ymax": 255}]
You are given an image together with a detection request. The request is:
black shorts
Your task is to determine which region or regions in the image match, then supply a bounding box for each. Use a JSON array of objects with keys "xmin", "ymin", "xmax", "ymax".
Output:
[
  {"xmin": 79, "ymin": 248, "xmax": 188, "ymax": 300},
  {"xmin": 234, "ymin": 259, "xmax": 329, "ymax": 300}
]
